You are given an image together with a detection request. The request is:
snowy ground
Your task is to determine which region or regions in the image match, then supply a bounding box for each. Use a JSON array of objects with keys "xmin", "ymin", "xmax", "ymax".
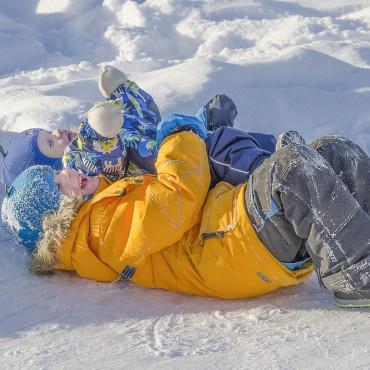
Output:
[{"xmin": 2, "ymin": 1, "xmax": 370, "ymax": 369}]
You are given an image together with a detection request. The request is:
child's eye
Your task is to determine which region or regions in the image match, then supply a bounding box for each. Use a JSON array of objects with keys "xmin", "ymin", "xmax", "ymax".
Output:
[
  {"xmin": 56, "ymin": 184, "xmax": 61, "ymax": 192},
  {"xmin": 49, "ymin": 140, "xmax": 53, "ymax": 148}
]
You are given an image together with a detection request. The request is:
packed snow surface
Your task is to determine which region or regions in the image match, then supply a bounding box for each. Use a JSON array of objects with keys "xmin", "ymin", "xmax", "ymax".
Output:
[{"xmin": 1, "ymin": 0, "xmax": 370, "ymax": 369}]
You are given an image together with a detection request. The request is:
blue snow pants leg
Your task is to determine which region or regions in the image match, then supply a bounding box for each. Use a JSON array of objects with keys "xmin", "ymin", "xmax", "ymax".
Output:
[{"xmin": 206, "ymin": 127, "xmax": 271, "ymax": 188}]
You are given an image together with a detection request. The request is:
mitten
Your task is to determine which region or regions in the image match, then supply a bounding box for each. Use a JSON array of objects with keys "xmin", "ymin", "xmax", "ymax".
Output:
[
  {"xmin": 98, "ymin": 65, "xmax": 128, "ymax": 98},
  {"xmin": 87, "ymin": 102, "xmax": 122, "ymax": 138}
]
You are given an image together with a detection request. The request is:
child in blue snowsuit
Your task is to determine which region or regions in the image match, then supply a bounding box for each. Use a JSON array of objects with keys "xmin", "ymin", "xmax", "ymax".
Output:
[
  {"xmin": 59, "ymin": 64, "xmax": 277, "ymax": 188},
  {"xmin": 0, "ymin": 65, "xmax": 276, "ymax": 190}
]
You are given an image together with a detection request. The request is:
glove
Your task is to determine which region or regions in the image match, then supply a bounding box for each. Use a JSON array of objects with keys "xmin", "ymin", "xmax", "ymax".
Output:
[
  {"xmin": 156, "ymin": 114, "xmax": 208, "ymax": 149},
  {"xmin": 276, "ymin": 130, "xmax": 306, "ymax": 150}
]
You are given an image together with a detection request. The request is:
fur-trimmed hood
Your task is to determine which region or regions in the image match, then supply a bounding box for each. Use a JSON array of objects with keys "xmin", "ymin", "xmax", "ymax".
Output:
[{"xmin": 30, "ymin": 195, "xmax": 84, "ymax": 275}]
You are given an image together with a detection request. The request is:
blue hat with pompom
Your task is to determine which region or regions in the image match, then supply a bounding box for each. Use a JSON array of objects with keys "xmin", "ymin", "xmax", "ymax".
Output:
[{"xmin": 1, "ymin": 165, "xmax": 61, "ymax": 251}]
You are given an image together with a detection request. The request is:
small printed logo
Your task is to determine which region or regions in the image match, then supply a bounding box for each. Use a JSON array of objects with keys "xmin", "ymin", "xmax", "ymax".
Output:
[
  {"xmin": 324, "ymin": 244, "xmax": 338, "ymax": 263},
  {"xmin": 256, "ymin": 271, "xmax": 271, "ymax": 283}
]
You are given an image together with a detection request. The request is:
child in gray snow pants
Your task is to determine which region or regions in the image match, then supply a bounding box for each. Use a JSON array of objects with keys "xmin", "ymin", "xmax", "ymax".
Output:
[{"xmin": 246, "ymin": 135, "xmax": 370, "ymax": 307}]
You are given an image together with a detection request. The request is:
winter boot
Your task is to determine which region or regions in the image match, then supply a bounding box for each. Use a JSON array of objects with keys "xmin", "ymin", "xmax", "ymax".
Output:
[{"xmin": 334, "ymin": 290, "xmax": 370, "ymax": 308}]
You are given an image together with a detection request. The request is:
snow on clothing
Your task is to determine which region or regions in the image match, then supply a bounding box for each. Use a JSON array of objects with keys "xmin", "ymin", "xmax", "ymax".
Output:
[
  {"xmin": 1, "ymin": 165, "xmax": 61, "ymax": 251},
  {"xmin": 27, "ymin": 132, "xmax": 312, "ymax": 300},
  {"xmin": 0, "ymin": 129, "xmax": 63, "ymax": 189},
  {"xmin": 246, "ymin": 136, "xmax": 370, "ymax": 292}
]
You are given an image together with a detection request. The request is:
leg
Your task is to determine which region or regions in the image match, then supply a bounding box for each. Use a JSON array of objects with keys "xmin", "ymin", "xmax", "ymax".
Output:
[
  {"xmin": 206, "ymin": 127, "xmax": 270, "ymax": 188},
  {"xmin": 310, "ymin": 135, "xmax": 370, "ymax": 214},
  {"xmin": 245, "ymin": 143, "xmax": 370, "ymax": 293}
]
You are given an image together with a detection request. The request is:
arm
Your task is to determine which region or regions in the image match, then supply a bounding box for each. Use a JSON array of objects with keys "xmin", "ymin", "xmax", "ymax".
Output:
[{"xmin": 120, "ymin": 131, "xmax": 211, "ymax": 267}]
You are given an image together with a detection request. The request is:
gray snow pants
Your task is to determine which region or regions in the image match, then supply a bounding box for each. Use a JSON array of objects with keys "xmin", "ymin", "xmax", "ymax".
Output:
[{"xmin": 245, "ymin": 136, "xmax": 370, "ymax": 293}]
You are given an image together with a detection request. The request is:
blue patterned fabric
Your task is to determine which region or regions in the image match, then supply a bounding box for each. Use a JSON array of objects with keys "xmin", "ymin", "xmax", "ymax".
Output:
[
  {"xmin": 1, "ymin": 165, "xmax": 60, "ymax": 251},
  {"xmin": 109, "ymin": 80, "xmax": 161, "ymax": 174},
  {"xmin": 63, "ymin": 80, "xmax": 162, "ymax": 179},
  {"xmin": 63, "ymin": 121, "xmax": 127, "ymax": 181}
]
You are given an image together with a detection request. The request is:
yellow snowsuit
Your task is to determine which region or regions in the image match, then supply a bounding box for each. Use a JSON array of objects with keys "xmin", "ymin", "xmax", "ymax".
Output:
[{"xmin": 55, "ymin": 132, "xmax": 313, "ymax": 299}]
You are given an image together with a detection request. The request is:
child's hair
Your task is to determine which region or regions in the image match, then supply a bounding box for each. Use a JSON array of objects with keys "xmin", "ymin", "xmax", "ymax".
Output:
[{"xmin": 0, "ymin": 129, "xmax": 63, "ymax": 189}]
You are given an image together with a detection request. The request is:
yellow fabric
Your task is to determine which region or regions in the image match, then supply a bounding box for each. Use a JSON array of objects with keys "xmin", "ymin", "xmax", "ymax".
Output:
[{"xmin": 57, "ymin": 131, "xmax": 313, "ymax": 299}]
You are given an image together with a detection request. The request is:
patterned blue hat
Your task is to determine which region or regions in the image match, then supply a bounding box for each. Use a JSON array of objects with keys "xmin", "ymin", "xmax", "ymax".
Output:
[
  {"xmin": 1, "ymin": 165, "xmax": 61, "ymax": 251},
  {"xmin": 0, "ymin": 129, "xmax": 63, "ymax": 189}
]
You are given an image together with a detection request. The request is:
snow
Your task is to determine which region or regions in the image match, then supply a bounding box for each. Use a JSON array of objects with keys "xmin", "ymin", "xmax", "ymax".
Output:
[{"xmin": 1, "ymin": 0, "xmax": 370, "ymax": 368}]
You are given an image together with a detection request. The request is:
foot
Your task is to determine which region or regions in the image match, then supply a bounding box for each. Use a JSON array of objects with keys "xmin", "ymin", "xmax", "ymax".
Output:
[{"xmin": 334, "ymin": 289, "xmax": 370, "ymax": 308}]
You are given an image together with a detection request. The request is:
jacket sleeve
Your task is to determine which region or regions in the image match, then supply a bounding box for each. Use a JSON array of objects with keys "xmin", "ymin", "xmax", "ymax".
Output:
[{"xmin": 122, "ymin": 131, "xmax": 210, "ymax": 266}]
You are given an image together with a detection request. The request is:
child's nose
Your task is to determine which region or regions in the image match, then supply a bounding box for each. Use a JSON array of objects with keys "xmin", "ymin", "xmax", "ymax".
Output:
[{"xmin": 53, "ymin": 129, "xmax": 62, "ymax": 138}]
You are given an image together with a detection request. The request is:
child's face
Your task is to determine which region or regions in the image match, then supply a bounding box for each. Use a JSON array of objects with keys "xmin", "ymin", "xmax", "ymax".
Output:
[
  {"xmin": 37, "ymin": 129, "xmax": 76, "ymax": 158},
  {"xmin": 54, "ymin": 169, "xmax": 99, "ymax": 196}
]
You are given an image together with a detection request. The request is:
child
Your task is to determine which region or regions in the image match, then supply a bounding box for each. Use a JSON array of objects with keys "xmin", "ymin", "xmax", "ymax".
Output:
[
  {"xmin": 0, "ymin": 128, "xmax": 75, "ymax": 189},
  {"xmin": 3, "ymin": 117, "xmax": 370, "ymax": 307}
]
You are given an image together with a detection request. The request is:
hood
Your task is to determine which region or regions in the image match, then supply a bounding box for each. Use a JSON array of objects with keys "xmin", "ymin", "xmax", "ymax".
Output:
[{"xmin": 30, "ymin": 195, "xmax": 84, "ymax": 275}]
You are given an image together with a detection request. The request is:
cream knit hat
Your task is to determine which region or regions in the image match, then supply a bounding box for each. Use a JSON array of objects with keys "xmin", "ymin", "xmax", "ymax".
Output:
[
  {"xmin": 98, "ymin": 65, "xmax": 128, "ymax": 97},
  {"xmin": 87, "ymin": 102, "xmax": 122, "ymax": 138}
]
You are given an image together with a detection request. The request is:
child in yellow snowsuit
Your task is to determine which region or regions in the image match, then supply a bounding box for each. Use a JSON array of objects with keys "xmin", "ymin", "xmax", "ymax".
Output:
[{"xmin": 3, "ymin": 116, "xmax": 370, "ymax": 306}]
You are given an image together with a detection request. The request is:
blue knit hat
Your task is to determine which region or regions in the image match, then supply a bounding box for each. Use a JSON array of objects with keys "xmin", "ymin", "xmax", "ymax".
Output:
[
  {"xmin": 1, "ymin": 165, "xmax": 61, "ymax": 251},
  {"xmin": 0, "ymin": 129, "xmax": 63, "ymax": 189}
]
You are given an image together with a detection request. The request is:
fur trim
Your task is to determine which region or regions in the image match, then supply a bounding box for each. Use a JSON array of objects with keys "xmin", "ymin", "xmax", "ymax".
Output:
[{"xmin": 30, "ymin": 195, "xmax": 84, "ymax": 275}]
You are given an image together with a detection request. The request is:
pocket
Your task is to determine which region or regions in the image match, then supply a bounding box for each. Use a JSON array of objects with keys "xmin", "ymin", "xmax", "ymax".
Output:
[{"xmin": 199, "ymin": 182, "xmax": 239, "ymax": 242}]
